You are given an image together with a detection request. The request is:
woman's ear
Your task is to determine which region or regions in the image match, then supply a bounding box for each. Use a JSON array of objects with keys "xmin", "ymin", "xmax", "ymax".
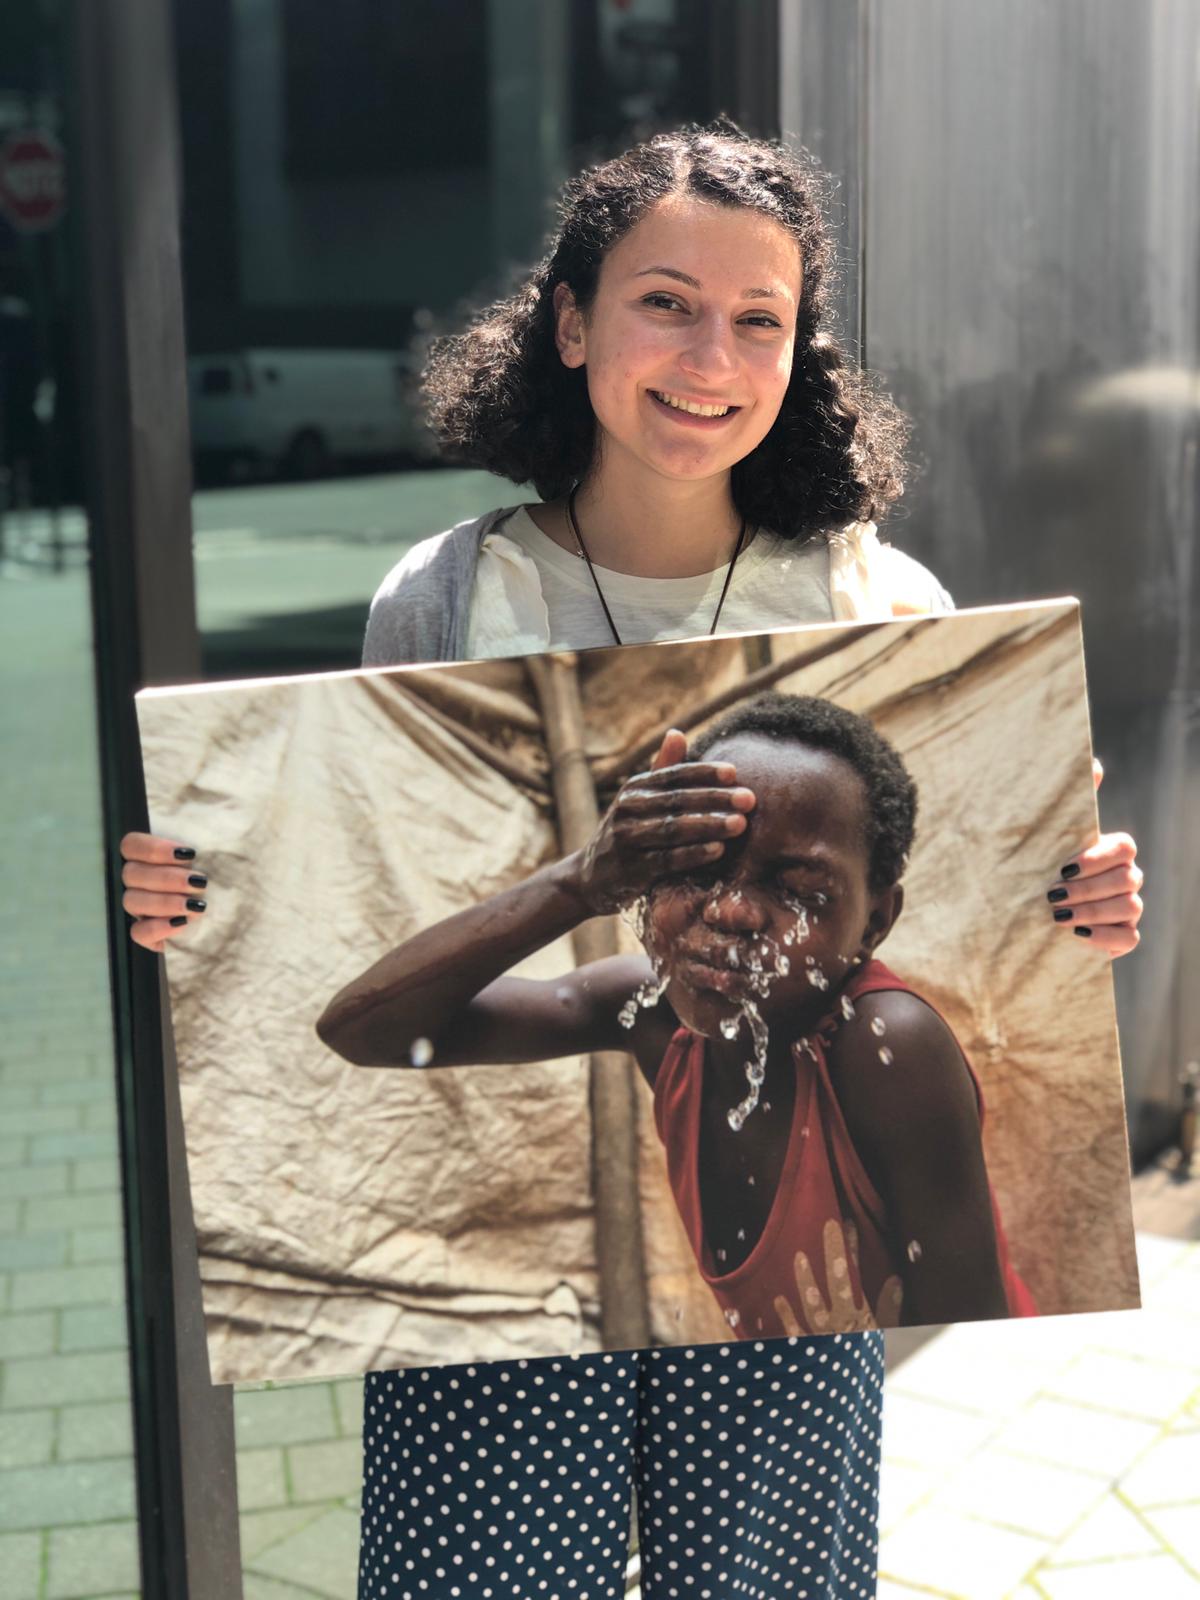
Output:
[
  {"xmin": 553, "ymin": 282, "xmax": 587, "ymax": 369},
  {"xmin": 860, "ymin": 884, "xmax": 904, "ymax": 957}
]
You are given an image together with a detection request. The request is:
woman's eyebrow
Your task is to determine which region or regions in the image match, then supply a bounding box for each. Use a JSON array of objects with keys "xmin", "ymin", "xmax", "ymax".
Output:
[{"xmin": 633, "ymin": 265, "xmax": 783, "ymax": 300}]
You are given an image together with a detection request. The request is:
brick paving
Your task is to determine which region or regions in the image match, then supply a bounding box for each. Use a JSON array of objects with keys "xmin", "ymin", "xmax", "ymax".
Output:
[{"xmin": 3, "ymin": 562, "xmax": 1197, "ymax": 1599}]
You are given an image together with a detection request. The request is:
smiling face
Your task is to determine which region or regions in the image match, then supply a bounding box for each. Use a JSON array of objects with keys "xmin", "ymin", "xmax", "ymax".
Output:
[
  {"xmin": 554, "ymin": 193, "xmax": 802, "ymax": 485},
  {"xmin": 643, "ymin": 734, "xmax": 902, "ymax": 1041}
]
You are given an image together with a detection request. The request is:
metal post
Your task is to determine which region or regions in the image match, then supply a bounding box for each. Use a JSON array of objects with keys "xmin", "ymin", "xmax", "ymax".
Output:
[{"xmin": 70, "ymin": 0, "xmax": 242, "ymax": 1593}]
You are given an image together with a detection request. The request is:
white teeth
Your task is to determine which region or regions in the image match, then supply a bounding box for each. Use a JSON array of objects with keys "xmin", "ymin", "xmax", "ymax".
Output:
[{"xmin": 652, "ymin": 390, "xmax": 732, "ymax": 418}]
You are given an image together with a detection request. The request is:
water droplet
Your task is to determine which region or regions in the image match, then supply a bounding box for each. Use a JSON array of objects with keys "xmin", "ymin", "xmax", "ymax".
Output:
[
  {"xmin": 716, "ymin": 1247, "xmax": 727, "ymax": 1263},
  {"xmin": 724, "ymin": 1308, "xmax": 741, "ymax": 1330},
  {"xmin": 617, "ymin": 968, "xmax": 670, "ymax": 1029},
  {"xmin": 736, "ymin": 1228, "xmax": 746, "ymax": 1241},
  {"xmin": 409, "ymin": 1037, "xmax": 434, "ymax": 1067},
  {"xmin": 869, "ymin": 1016, "xmax": 887, "ymax": 1037},
  {"xmin": 840, "ymin": 995, "xmax": 856, "ymax": 1021},
  {"xmin": 726, "ymin": 946, "xmax": 740, "ymax": 969},
  {"xmin": 746, "ymin": 1174, "xmax": 756, "ymax": 1186},
  {"xmin": 719, "ymin": 1016, "xmax": 740, "ymax": 1040},
  {"xmin": 878, "ymin": 1046, "xmax": 894, "ymax": 1066},
  {"xmin": 906, "ymin": 1239, "xmax": 923, "ymax": 1263},
  {"xmin": 799, "ymin": 1124, "xmax": 810, "ymax": 1140},
  {"xmin": 805, "ymin": 965, "xmax": 829, "ymax": 991}
]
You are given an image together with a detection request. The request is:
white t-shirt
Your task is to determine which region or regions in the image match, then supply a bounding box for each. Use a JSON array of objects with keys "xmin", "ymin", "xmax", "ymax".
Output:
[{"xmin": 462, "ymin": 505, "xmax": 953, "ymax": 661}]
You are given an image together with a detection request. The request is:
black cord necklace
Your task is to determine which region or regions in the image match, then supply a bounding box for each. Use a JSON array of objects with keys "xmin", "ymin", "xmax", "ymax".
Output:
[{"xmin": 564, "ymin": 485, "xmax": 747, "ymax": 648}]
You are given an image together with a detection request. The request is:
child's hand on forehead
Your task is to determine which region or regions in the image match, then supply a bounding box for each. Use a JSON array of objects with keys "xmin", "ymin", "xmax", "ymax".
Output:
[{"xmin": 568, "ymin": 727, "xmax": 756, "ymax": 916}]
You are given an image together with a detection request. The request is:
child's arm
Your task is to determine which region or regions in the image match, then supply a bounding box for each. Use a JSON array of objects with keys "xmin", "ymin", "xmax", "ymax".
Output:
[
  {"xmin": 829, "ymin": 989, "xmax": 1012, "ymax": 1324},
  {"xmin": 317, "ymin": 731, "xmax": 755, "ymax": 1075}
]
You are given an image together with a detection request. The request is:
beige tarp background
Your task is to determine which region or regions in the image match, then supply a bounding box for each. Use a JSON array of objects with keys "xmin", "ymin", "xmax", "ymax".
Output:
[{"xmin": 137, "ymin": 599, "xmax": 1138, "ymax": 1385}]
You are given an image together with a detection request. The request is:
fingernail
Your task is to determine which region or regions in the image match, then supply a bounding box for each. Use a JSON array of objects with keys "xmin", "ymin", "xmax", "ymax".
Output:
[
  {"xmin": 187, "ymin": 873, "xmax": 208, "ymax": 889},
  {"xmin": 173, "ymin": 847, "xmax": 196, "ymax": 861},
  {"xmin": 1074, "ymin": 925, "xmax": 1093, "ymax": 938},
  {"xmin": 1053, "ymin": 907, "xmax": 1073, "ymax": 922},
  {"xmin": 1060, "ymin": 862, "xmax": 1081, "ymax": 879},
  {"xmin": 169, "ymin": 915, "xmax": 188, "ymax": 927},
  {"xmin": 1047, "ymin": 886, "xmax": 1069, "ymax": 903},
  {"xmin": 185, "ymin": 897, "xmax": 207, "ymax": 913},
  {"xmin": 724, "ymin": 814, "xmax": 746, "ymax": 832}
]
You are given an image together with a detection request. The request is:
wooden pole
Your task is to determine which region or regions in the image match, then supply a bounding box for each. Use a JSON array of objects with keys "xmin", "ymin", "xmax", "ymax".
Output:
[{"xmin": 526, "ymin": 654, "xmax": 652, "ymax": 1352}]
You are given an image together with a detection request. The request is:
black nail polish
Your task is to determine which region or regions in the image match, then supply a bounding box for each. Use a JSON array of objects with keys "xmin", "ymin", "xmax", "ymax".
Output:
[
  {"xmin": 1047, "ymin": 886, "xmax": 1069, "ymax": 903},
  {"xmin": 1053, "ymin": 907, "xmax": 1073, "ymax": 922},
  {"xmin": 1074, "ymin": 925, "xmax": 1093, "ymax": 938},
  {"xmin": 185, "ymin": 897, "xmax": 207, "ymax": 913},
  {"xmin": 187, "ymin": 874, "xmax": 208, "ymax": 889},
  {"xmin": 1060, "ymin": 862, "xmax": 1081, "ymax": 879},
  {"xmin": 169, "ymin": 915, "xmax": 188, "ymax": 926},
  {"xmin": 173, "ymin": 846, "xmax": 196, "ymax": 861}
]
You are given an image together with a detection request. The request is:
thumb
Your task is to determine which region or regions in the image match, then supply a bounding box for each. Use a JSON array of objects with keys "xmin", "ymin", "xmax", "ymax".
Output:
[{"xmin": 651, "ymin": 727, "xmax": 688, "ymax": 771}]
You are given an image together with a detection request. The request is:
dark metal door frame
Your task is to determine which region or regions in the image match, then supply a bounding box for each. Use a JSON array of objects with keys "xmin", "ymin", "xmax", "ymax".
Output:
[{"xmin": 70, "ymin": 0, "xmax": 241, "ymax": 1595}]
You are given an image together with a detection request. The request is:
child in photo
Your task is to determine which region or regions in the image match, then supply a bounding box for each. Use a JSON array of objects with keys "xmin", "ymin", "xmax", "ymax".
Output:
[{"xmin": 318, "ymin": 689, "xmax": 1036, "ymax": 1337}]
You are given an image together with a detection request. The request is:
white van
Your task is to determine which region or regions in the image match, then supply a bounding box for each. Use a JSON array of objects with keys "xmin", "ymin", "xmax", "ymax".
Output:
[{"xmin": 186, "ymin": 347, "xmax": 433, "ymax": 480}]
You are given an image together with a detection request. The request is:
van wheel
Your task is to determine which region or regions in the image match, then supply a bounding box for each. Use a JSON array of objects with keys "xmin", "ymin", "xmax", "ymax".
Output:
[{"xmin": 283, "ymin": 428, "xmax": 331, "ymax": 480}]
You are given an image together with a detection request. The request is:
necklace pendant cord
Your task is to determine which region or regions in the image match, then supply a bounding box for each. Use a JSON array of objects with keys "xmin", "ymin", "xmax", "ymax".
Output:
[{"xmin": 565, "ymin": 485, "xmax": 747, "ymax": 648}]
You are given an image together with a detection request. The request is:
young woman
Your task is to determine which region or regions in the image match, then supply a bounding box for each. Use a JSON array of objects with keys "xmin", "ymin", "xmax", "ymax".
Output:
[
  {"xmin": 122, "ymin": 122, "xmax": 1142, "ymax": 1599},
  {"xmin": 317, "ymin": 692, "xmax": 1040, "ymax": 1339}
]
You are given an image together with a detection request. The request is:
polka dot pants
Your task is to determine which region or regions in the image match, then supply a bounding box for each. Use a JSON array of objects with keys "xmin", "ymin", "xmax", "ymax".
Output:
[{"xmin": 358, "ymin": 1331, "xmax": 884, "ymax": 1598}]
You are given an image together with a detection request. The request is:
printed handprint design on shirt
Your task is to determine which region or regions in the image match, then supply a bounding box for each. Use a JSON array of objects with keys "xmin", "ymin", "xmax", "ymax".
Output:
[{"xmin": 773, "ymin": 1217, "xmax": 904, "ymax": 1334}]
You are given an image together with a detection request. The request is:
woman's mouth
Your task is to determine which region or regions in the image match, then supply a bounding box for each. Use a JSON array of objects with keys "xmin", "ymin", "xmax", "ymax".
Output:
[{"xmin": 648, "ymin": 389, "xmax": 742, "ymax": 427}]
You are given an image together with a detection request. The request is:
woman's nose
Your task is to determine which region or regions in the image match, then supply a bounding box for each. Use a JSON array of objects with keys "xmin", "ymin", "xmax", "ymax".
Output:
[
  {"xmin": 701, "ymin": 883, "xmax": 768, "ymax": 932},
  {"xmin": 679, "ymin": 314, "xmax": 737, "ymax": 381}
]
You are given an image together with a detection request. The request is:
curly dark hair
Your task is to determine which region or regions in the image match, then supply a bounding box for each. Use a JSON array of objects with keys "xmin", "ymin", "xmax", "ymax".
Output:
[
  {"xmin": 421, "ymin": 118, "xmax": 910, "ymax": 541},
  {"xmin": 690, "ymin": 692, "xmax": 917, "ymax": 890}
]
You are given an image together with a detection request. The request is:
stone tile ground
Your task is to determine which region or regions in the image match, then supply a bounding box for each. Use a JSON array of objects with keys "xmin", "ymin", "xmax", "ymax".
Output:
[{"xmin": 3, "ymin": 563, "xmax": 1197, "ymax": 1598}]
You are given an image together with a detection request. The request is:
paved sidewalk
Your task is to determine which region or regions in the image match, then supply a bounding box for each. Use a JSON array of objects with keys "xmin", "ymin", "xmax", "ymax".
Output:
[{"xmin": 878, "ymin": 1231, "xmax": 1200, "ymax": 1598}]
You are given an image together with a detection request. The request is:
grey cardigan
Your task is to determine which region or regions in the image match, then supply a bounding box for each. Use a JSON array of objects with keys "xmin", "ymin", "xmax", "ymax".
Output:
[{"xmin": 362, "ymin": 506, "xmax": 521, "ymax": 667}]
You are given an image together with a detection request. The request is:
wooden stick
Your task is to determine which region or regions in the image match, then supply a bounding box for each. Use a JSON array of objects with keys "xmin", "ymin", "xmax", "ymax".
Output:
[{"xmin": 526, "ymin": 653, "xmax": 652, "ymax": 1353}]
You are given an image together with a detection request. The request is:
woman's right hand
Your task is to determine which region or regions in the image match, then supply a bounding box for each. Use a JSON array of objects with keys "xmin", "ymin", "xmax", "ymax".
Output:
[
  {"xmin": 569, "ymin": 728, "xmax": 756, "ymax": 916},
  {"xmin": 120, "ymin": 832, "xmax": 208, "ymax": 953}
]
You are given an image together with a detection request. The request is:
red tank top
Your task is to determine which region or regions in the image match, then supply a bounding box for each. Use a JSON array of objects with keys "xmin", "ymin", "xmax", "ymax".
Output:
[{"xmin": 652, "ymin": 958, "xmax": 1037, "ymax": 1338}]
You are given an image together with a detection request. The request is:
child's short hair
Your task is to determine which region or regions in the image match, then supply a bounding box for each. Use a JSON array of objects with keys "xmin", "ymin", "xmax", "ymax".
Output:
[{"xmin": 691, "ymin": 692, "xmax": 917, "ymax": 891}]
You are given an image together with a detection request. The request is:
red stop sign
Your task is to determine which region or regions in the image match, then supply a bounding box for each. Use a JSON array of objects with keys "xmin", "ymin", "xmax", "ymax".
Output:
[{"xmin": 0, "ymin": 131, "xmax": 67, "ymax": 233}]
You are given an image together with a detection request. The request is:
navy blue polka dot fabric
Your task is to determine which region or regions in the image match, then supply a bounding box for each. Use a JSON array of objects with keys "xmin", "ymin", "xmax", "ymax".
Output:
[{"xmin": 358, "ymin": 1332, "xmax": 884, "ymax": 1598}]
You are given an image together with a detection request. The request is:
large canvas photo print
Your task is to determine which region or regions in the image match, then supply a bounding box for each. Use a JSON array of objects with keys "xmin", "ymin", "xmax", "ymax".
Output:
[{"xmin": 136, "ymin": 600, "xmax": 1139, "ymax": 1385}]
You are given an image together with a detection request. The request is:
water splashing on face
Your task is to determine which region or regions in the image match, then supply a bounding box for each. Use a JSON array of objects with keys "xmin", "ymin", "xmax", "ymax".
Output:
[
  {"xmin": 726, "ymin": 998, "xmax": 769, "ymax": 1132},
  {"xmin": 618, "ymin": 965, "xmax": 670, "ymax": 1030}
]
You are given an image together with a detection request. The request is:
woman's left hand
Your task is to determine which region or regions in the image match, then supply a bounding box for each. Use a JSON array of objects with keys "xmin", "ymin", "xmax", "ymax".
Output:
[{"xmin": 1047, "ymin": 760, "xmax": 1143, "ymax": 959}]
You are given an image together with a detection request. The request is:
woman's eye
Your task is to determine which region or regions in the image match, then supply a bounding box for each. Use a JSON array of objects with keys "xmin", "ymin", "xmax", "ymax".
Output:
[
  {"xmin": 740, "ymin": 314, "xmax": 782, "ymax": 329},
  {"xmin": 642, "ymin": 292, "xmax": 685, "ymax": 311}
]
